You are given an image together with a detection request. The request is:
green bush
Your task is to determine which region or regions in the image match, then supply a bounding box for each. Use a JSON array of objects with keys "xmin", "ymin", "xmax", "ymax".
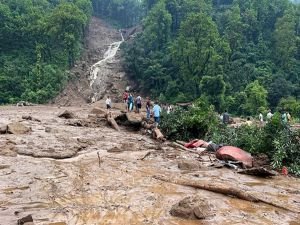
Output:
[
  {"xmin": 160, "ymin": 98, "xmax": 218, "ymax": 141},
  {"xmin": 209, "ymin": 113, "xmax": 300, "ymax": 175}
]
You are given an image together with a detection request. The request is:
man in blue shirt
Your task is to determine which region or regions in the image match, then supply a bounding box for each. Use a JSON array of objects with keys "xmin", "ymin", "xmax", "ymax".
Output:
[{"xmin": 152, "ymin": 101, "xmax": 161, "ymax": 125}]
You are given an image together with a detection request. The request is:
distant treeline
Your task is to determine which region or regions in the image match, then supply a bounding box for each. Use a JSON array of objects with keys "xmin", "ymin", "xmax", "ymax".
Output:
[
  {"xmin": 92, "ymin": 0, "xmax": 143, "ymax": 28},
  {"xmin": 123, "ymin": 0, "xmax": 300, "ymax": 116}
]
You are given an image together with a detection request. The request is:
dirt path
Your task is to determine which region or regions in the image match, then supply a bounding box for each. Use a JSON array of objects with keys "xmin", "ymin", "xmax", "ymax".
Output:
[{"xmin": 0, "ymin": 105, "xmax": 300, "ymax": 225}]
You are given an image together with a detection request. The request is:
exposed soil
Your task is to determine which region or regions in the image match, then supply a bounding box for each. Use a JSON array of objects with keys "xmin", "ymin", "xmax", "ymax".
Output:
[{"xmin": 0, "ymin": 104, "xmax": 300, "ymax": 225}]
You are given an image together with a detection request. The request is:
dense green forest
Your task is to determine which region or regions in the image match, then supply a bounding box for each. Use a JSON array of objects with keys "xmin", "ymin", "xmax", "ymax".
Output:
[
  {"xmin": 123, "ymin": 0, "xmax": 300, "ymax": 116},
  {"xmin": 0, "ymin": 0, "xmax": 143, "ymax": 104},
  {"xmin": 0, "ymin": 0, "xmax": 93, "ymax": 103},
  {"xmin": 92, "ymin": 0, "xmax": 143, "ymax": 27}
]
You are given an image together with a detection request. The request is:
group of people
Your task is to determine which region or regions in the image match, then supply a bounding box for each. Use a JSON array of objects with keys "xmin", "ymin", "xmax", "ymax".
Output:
[
  {"xmin": 259, "ymin": 110, "xmax": 292, "ymax": 125},
  {"xmin": 122, "ymin": 91, "xmax": 162, "ymax": 125},
  {"xmin": 220, "ymin": 109, "xmax": 293, "ymax": 127},
  {"xmin": 122, "ymin": 91, "xmax": 143, "ymax": 113}
]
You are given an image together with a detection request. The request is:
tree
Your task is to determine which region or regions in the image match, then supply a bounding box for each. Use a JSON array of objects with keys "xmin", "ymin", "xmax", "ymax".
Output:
[
  {"xmin": 274, "ymin": 8, "xmax": 297, "ymax": 69},
  {"xmin": 244, "ymin": 80, "xmax": 268, "ymax": 115},
  {"xmin": 172, "ymin": 13, "xmax": 230, "ymax": 98},
  {"xmin": 142, "ymin": 0, "xmax": 172, "ymax": 51},
  {"xmin": 200, "ymin": 75, "xmax": 226, "ymax": 112}
]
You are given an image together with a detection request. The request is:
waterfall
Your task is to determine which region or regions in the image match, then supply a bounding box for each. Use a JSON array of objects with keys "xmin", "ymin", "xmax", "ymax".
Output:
[{"xmin": 89, "ymin": 32, "xmax": 124, "ymax": 88}]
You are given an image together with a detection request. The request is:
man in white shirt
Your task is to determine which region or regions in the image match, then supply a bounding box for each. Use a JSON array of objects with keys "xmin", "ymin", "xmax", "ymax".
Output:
[
  {"xmin": 266, "ymin": 110, "xmax": 273, "ymax": 123},
  {"xmin": 106, "ymin": 96, "xmax": 111, "ymax": 113}
]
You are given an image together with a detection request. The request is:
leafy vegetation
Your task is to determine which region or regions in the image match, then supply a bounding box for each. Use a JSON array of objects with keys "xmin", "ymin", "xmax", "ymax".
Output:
[
  {"xmin": 209, "ymin": 113, "xmax": 300, "ymax": 175},
  {"xmin": 161, "ymin": 104, "xmax": 300, "ymax": 175},
  {"xmin": 123, "ymin": 0, "xmax": 300, "ymax": 116},
  {"xmin": 92, "ymin": 0, "xmax": 143, "ymax": 27},
  {"xmin": 160, "ymin": 98, "xmax": 218, "ymax": 140},
  {"xmin": 0, "ymin": 0, "xmax": 92, "ymax": 104}
]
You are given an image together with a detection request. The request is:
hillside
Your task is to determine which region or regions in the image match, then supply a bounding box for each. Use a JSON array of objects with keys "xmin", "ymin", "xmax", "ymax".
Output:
[{"xmin": 54, "ymin": 17, "xmax": 130, "ymax": 106}]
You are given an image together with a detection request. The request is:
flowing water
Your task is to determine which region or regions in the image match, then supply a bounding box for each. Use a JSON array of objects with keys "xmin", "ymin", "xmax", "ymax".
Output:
[{"xmin": 89, "ymin": 32, "xmax": 124, "ymax": 101}]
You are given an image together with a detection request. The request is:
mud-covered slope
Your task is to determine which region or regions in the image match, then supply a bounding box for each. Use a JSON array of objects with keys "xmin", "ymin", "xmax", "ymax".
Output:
[{"xmin": 54, "ymin": 17, "xmax": 128, "ymax": 106}]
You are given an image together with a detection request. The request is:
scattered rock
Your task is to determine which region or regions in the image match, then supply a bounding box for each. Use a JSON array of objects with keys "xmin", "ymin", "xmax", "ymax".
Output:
[
  {"xmin": 0, "ymin": 165, "xmax": 10, "ymax": 169},
  {"xmin": 90, "ymin": 107, "xmax": 106, "ymax": 115},
  {"xmin": 45, "ymin": 127, "xmax": 52, "ymax": 133},
  {"xmin": 170, "ymin": 196, "xmax": 213, "ymax": 220},
  {"xmin": 58, "ymin": 110, "xmax": 76, "ymax": 119},
  {"xmin": 178, "ymin": 160, "xmax": 201, "ymax": 171},
  {"xmin": 22, "ymin": 115, "xmax": 41, "ymax": 122},
  {"xmin": 17, "ymin": 214, "xmax": 33, "ymax": 225},
  {"xmin": 107, "ymin": 146, "xmax": 124, "ymax": 153},
  {"xmin": 66, "ymin": 119, "xmax": 84, "ymax": 127},
  {"xmin": 7, "ymin": 122, "xmax": 31, "ymax": 134},
  {"xmin": 0, "ymin": 125, "xmax": 7, "ymax": 134}
]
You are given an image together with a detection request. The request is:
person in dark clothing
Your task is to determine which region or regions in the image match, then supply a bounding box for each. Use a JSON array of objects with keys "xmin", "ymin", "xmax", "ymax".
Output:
[{"xmin": 222, "ymin": 110, "xmax": 230, "ymax": 124}]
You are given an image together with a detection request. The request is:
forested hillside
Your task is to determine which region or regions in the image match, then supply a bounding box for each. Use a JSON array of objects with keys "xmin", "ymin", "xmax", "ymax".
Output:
[
  {"xmin": 0, "ymin": 0, "xmax": 92, "ymax": 104},
  {"xmin": 123, "ymin": 0, "xmax": 300, "ymax": 116}
]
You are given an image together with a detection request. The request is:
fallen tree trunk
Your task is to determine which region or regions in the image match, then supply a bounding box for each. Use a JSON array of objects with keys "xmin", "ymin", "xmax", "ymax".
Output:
[
  {"xmin": 105, "ymin": 113, "xmax": 120, "ymax": 131},
  {"xmin": 153, "ymin": 127, "xmax": 164, "ymax": 140},
  {"xmin": 153, "ymin": 175, "xmax": 300, "ymax": 213}
]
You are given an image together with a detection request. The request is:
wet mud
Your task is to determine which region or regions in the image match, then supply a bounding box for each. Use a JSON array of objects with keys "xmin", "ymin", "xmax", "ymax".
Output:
[{"xmin": 0, "ymin": 105, "xmax": 300, "ymax": 225}]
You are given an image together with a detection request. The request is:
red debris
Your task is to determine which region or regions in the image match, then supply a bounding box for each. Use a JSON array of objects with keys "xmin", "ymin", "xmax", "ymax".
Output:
[
  {"xmin": 282, "ymin": 166, "xmax": 288, "ymax": 176},
  {"xmin": 216, "ymin": 146, "xmax": 253, "ymax": 168},
  {"xmin": 184, "ymin": 139, "xmax": 209, "ymax": 148}
]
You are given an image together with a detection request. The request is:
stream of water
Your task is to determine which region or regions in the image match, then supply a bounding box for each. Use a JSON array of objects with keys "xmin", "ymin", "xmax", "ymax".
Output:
[{"xmin": 89, "ymin": 32, "xmax": 124, "ymax": 89}]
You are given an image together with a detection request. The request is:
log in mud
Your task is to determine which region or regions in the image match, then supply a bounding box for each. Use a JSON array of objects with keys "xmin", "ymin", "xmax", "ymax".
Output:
[{"xmin": 153, "ymin": 175, "xmax": 300, "ymax": 214}]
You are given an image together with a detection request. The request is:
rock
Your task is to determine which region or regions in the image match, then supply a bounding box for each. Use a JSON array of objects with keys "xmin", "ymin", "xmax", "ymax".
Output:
[
  {"xmin": 45, "ymin": 127, "xmax": 52, "ymax": 133},
  {"xmin": 107, "ymin": 146, "xmax": 123, "ymax": 153},
  {"xmin": 90, "ymin": 107, "xmax": 106, "ymax": 115},
  {"xmin": 0, "ymin": 140, "xmax": 17, "ymax": 157},
  {"xmin": 178, "ymin": 160, "xmax": 201, "ymax": 171},
  {"xmin": 22, "ymin": 115, "xmax": 41, "ymax": 122},
  {"xmin": 0, "ymin": 125, "xmax": 7, "ymax": 134},
  {"xmin": 7, "ymin": 122, "xmax": 31, "ymax": 134},
  {"xmin": 17, "ymin": 214, "xmax": 33, "ymax": 225},
  {"xmin": 58, "ymin": 110, "xmax": 75, "ymax": 119},
  {"xmin": 170, "ymin": 196, "xmax": 213, "ymax": 220}
]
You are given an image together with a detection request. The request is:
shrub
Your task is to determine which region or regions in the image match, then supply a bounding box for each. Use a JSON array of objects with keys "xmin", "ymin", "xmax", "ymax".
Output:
[{"xmin": 160, "ymin": 98, "xmax": 218, "ymax": 141}]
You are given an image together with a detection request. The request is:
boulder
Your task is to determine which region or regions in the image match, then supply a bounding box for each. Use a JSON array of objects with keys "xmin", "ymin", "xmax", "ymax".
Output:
[
  {"xmin": 170, "ymin": 196, "xmax": 213, "ymax": 220},
  {"xmin": 178, "ymin": 160, "xmax": 201, "ymax": 171},
  {"xmin": 58, "ymin": 110, "xmax": 75, "ymax": 119},
  {"xmin": 0, "ymin": 140, "xmax": 17, "ymax": 157},
  {"xmin": 216, "ymin": 146, "xmax": 253, "ymax": 168},
  {"xmin": 0, "ymin": 125, "xmax": 7, "ymax": 134},
  {"xmin": 126, "ymin": 113, "xmax": 143, "ymax": 124},
  {"xmin": 90, "ymin": 107, "xmax": 106, "ymax": 115},
  {"xmin": 7, "ymin": 122, "xmax": 31, "ymax": 134}
]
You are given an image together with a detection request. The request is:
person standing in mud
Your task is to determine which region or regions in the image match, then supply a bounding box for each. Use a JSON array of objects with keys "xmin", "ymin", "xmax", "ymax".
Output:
[
  {"xmin": 146, "ymin": 97, "xmax": 151, "ymax": 120},
  {"xmin": 106, "ymin": 96, "xmax": 112, "ymax": 113},
  {"xmin": 136, "ymin": 95, "xmax": 142, "ymax": 113},
  {"xmin": 152, "ymin": 101, "xmax": 161, "ymax": 126},
  {"xmin": 123, "ymin": 91, "xmax": 128, "ymax": 103},
  {"xmin": 127, "ymin": 94, "xmax": 134, "ymax": 112}
]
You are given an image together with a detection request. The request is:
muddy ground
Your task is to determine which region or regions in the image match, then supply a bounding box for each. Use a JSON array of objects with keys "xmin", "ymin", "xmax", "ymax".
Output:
[{"xmin": 0, "ymin": 104, "xmax": 300, "ymax": 225}]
